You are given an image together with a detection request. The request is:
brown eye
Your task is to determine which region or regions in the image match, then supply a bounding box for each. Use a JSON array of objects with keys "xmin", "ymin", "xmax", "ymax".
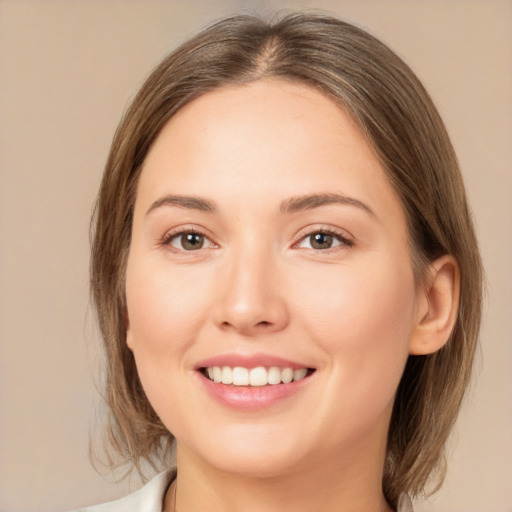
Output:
[
  {"xmin": 170, "ymin": 232, "xmax": 206, "ymax": 250},
  {"xmin": 296, "ymin": 230, "xmax": 351, "ymax": 251},
  {"xmin": 309, "ymin": 232, "xmax": 334, "ymax": 249}
]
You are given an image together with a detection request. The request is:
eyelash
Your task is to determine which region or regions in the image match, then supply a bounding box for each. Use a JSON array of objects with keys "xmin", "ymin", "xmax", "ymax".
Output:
[
  {"xmin": 293, "ymin": 227, "xmax": 354, "ymax": 252},
  {"xmin": 161, "ymin": 226, "xmax": 216, "ymax": 253},
  {"xmin": 160, "ymin": 226, "xmax": 354, "ymax": 253}
]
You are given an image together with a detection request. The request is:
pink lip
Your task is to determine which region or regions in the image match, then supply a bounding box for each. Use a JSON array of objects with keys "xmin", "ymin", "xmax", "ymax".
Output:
[
  {"xmin": 197, "ymin": 372, "xmax": 313, "ymax": 411},
  {"xmin": 195, "ymin": 353, "xmax": 311, "ymax": 370},
  {"xmin": 194, "ymin": 353, "xmax": 315, "ymax": 411}
]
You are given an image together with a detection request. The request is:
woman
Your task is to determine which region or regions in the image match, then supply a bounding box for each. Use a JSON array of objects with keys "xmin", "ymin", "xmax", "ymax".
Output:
[{"xmin": 80, "ymin": 12, "xmax": 482, "ymax": 512}]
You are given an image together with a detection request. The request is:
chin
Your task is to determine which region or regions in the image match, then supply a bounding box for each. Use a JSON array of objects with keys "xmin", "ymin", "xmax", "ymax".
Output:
[
  {"xmin": 179, "ymin": 426, "xmax": 310, "ymax": 479},
  {"xmin": 208, "ymin": 450, "xmax": 303, "ymax": 479}
]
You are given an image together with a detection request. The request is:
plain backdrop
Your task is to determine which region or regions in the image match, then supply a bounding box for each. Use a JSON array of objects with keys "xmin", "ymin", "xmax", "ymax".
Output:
[{"xmin": 0, "ymin": 1, "xmax": 511, "ymax": 511}]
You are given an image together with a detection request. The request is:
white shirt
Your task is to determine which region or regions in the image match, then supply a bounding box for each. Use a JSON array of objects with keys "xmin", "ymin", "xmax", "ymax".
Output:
[
  {"xmin": 73, "ymin": 470, "xmax": 175, "ymax": 512},
  {"xmin": 74, "ymin": 469, "xmax": 414, "ymax": 512}
]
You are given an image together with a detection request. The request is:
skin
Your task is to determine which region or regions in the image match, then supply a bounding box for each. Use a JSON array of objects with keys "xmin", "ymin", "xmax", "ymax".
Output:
[{"xmin": 125, "ymin": 80, "xmax": 459, "ymax": 512}]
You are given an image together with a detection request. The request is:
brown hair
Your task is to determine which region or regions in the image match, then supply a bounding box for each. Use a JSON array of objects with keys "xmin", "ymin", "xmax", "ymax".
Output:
[{"xmin": 90, "ymin": 13, "xmax": 483, "ymax": 508}]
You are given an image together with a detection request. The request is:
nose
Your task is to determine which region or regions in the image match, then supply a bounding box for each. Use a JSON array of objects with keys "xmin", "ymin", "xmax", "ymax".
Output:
[{"xmin": 213, "ymin": 246, "xmax": 289, "ymax": 337}]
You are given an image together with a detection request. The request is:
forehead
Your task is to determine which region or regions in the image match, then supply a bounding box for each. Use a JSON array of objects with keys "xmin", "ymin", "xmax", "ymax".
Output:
[{"xmin": 137, "ymin": 79, "xmax": 405, "ymax": 228}]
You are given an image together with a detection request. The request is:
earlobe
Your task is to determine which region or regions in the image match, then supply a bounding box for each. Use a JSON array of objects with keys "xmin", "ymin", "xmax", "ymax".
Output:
[
  {"xmin": 125, "ymin": 312, "xmax": 134, "ymax": 351},
  {"xmin": 409, "ymin": 255, "xmax": 460, "ymax": 355},
  {"xmin": 126, "ymin": 329, "xmax": 134, "ymax": 351}
]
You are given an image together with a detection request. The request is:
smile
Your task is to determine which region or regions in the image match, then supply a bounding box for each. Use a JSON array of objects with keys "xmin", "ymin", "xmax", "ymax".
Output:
[
  {"xmin": 201, "ymin": 366, "xmax": 314, "ymax": 386},
  {"xmin": 195, "ymin": 354, "xmax": 316, "ymax": 409}
]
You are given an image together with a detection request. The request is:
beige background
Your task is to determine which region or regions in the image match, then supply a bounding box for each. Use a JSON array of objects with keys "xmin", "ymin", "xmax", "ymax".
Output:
[{"xmin": 0, "ymin": 1, "xmax": 511, "ymax": 511}]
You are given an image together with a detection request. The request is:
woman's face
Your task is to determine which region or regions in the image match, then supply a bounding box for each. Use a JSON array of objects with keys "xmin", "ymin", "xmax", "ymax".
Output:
[{"xmin": 126, "ymin": 80, "xmax": 421, "ymax": 477}]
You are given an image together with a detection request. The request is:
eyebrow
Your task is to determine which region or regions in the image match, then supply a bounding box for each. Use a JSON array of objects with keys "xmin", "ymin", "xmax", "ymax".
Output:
[
  {"xmin": 146, "ymin": 192, "xmax": 375, "ymax": 217},
  {"xmin": 280, "ymin": 193, "xmax": 375, "ymax": 217},
  {"xmin": 146, "ymin": 194, "xmax": 217, "ymax": 215}
]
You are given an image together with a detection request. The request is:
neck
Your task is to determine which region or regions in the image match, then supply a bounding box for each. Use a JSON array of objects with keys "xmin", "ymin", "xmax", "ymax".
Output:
[{"xmin": 164, "ymin": 442, "xmax": 392, "ymax": 512}]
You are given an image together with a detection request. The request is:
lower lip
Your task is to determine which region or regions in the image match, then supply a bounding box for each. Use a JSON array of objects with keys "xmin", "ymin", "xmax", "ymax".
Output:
[{"xmin": 197, "ymin": 372, "xmax": 313, "ymax": 411}]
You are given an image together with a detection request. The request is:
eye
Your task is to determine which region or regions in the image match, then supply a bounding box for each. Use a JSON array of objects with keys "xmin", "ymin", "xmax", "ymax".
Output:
[
  {"xmin": 163, "ymin": 230, "xmax": 214, "ymax": 251},
  {"xmin": 296, "ymin": 230, "xmax": 353, "ymax": 250}
]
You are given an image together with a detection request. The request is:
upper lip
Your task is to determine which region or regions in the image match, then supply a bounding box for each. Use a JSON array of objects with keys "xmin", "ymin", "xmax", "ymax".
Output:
[{"xmin": 195, "ymin": 353, "xmax": 313, "ymax": 370}]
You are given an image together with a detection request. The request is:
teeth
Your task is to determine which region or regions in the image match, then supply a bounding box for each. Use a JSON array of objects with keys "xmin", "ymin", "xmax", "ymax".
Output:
[
  {"xmin": 293, "ymin": 368, "xmax": 308, "ymax": 381},
  {"xmin": 249, "ymin": 367, "xmax": 267, "ymax": 386},
  {"xmin": 232, "ymin": 367, "xmax": 249, "ymax": 386},
  {"xmin": 204, "ymin": 366, "xmax": 311, "ymax": 386},
  {"xmin": 267, "ymin": 366, "xmax": 281, "ymax": 385},
  {"xmin": 221, "ymin": 366, "xmax": 233, "ymax": 385},
  {"xmin": 281, "ymin": 368, "xmax": 293, "ymax": 384}
]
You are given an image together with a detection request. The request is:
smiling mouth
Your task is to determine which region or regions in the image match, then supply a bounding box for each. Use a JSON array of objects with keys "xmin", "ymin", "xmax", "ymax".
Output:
[{"xmin": 199, "ymin": 366, "xmax": 316, "ymax": 387}]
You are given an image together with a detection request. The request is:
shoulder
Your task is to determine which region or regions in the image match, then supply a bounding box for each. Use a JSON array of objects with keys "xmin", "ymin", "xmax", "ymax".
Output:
[{"xmin": 71, "ymin": 468, "xmax": 175, "ymax": 512}]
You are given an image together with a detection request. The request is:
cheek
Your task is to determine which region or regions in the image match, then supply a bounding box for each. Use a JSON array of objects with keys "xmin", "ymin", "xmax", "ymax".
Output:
[
  {"xmin": 292, "ymin": 253, "xmax": 416, "ymax": 404},
  {"xmin": 297, "ymin": 254, "xmax": 415, "ymax": 339},
  {"xmin": 125, "ymin": 257, "xmax": 212, "ymax": 361},
  {"xmin": 124, "ymin": 257, "xmax": 216, "ymax": 429}
]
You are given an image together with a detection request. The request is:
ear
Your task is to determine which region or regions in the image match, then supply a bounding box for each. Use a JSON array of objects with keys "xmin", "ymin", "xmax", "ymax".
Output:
[
  {"xmin": 409, "ymin": 255, "xmax": 460, "ymax": 355},
  {"xmin": 126, "ymin": 328, "xmax": 134, "ymax": 351},
  {"xmin": 125, "ymin": 311, "xmax": 134, "ymax": 351}
]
